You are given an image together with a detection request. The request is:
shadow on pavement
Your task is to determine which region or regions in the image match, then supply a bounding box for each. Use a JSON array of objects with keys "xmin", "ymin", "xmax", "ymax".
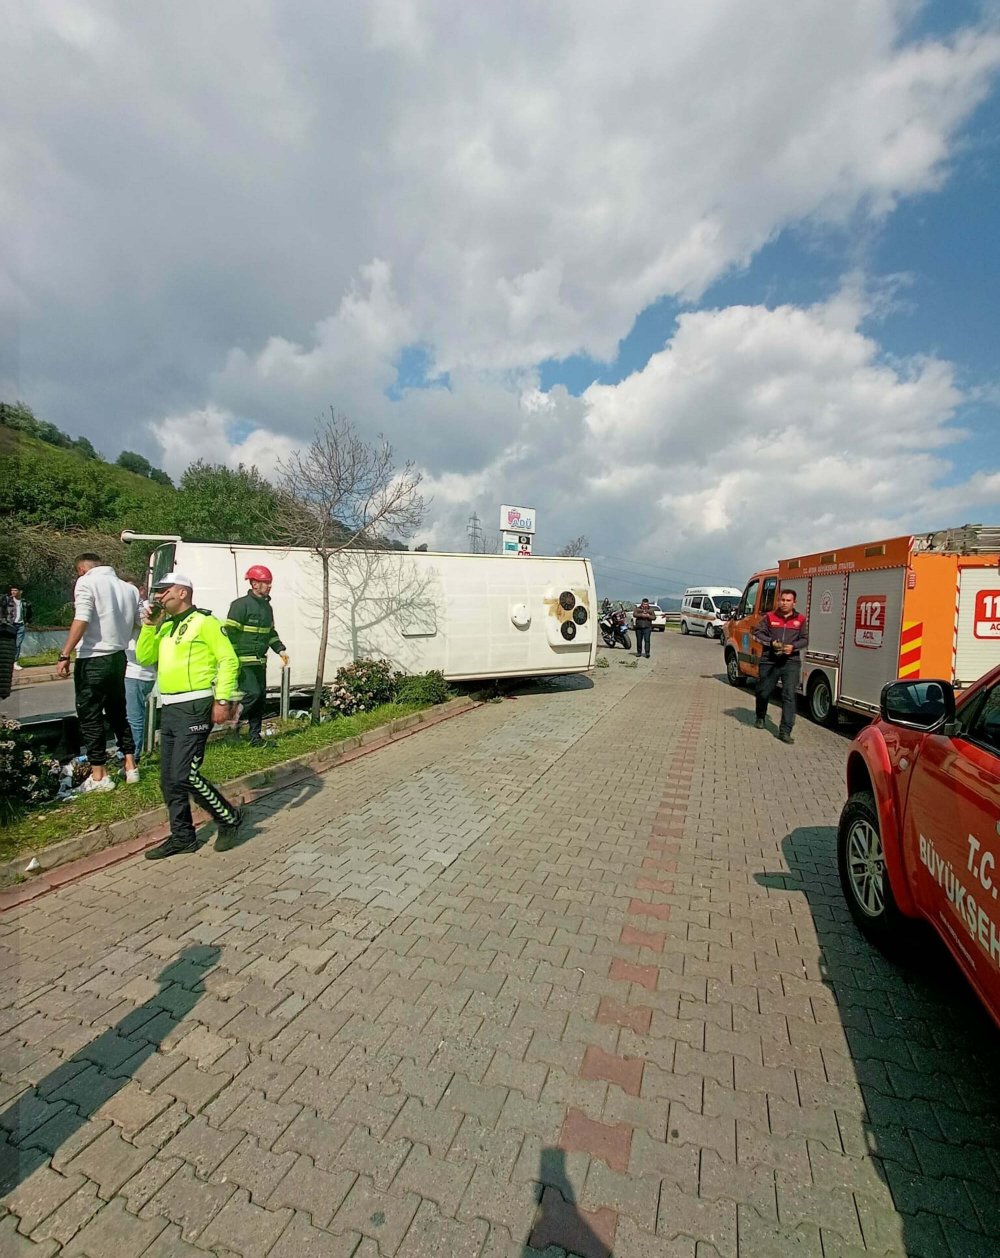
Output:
[
  {"xmin": 522, "ymin": 1147, "xmax": 613, "ymax": 1257},
  {"xmin": 0, "ymin": 945, "xmax": 220, "ymax": 1194},
  {"xmin": 757, "ymin": 827, "xmax": 1000, "ymax": 1255},
  {"xmin": 213, "ymin": 768, "xmax": 326, "ymax": 851}
]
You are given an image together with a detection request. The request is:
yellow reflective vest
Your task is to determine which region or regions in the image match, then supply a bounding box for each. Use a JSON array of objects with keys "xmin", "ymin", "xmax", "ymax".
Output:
[{"xmin": 136, "ymin": 608, "xmax": 239, "ymax": 701}]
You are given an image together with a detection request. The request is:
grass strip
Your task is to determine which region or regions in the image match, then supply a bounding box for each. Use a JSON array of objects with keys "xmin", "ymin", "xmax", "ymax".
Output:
[
  {"xmin": 0, "ymin": 702, "xmax": 425, "ymax": 862},
  {"xmin": 16, "ymin": 650, "xmax": 61, "ymax": 668}
]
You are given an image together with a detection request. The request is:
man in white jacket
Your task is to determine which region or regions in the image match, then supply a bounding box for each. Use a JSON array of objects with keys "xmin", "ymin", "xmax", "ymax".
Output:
[{"xmin": 55, "ymin": 553, "xmax": 141, "ymax": 792}]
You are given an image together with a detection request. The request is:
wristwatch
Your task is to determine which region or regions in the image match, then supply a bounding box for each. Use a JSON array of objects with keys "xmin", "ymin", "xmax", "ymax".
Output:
[{"xmin": 59, "ymin": 654, "xmax": 71, "ymax": 662}]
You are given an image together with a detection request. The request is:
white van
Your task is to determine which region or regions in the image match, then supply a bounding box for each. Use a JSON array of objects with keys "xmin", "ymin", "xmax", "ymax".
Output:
[{"xmin": 680, "ymin": 587, "xmax": 742, "ymax": 639}]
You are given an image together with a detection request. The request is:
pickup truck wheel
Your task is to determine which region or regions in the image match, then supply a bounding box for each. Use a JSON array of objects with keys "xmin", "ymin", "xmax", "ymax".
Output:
[
  {"xmin": 725, "ymin": 649, "xmax": 747, "ymax": 687},
  {"xmin": 807, "ymin": 673, "xmax": 836, "ymax": 727},
  {"xmin": 838, "ymin": 792, "xmax": 907, "ymax": 952},
  {"xmin": 680, "ymin": 619, "xmax": 689, "ymax": 635}
]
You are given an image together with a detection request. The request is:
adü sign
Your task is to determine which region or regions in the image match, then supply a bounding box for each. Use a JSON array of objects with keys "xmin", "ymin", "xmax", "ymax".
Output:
[{"xmin": 500, "ymin": 504, "xmax": 536, "ymax": 534}]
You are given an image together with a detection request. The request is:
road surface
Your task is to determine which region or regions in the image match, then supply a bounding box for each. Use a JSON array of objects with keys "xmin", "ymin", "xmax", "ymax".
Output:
[{"xmin": 2, "ymin": 633, "xmax": 997, "ymax": 1255}]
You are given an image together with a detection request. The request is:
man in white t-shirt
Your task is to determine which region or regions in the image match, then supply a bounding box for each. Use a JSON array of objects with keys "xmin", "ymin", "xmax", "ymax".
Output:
[{"xmin": 55, "ymin": 553, "xmax": 141, "ymax": 792}]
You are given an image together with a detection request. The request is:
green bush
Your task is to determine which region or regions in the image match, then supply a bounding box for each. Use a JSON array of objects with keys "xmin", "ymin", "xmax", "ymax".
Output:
[
  {"xmin": 0, "ymin": 718, "xmax": 61, "ymax": 823},
  {"xmin": 395, "ymin": 670, "xmax": 449, "ymax": 706}
]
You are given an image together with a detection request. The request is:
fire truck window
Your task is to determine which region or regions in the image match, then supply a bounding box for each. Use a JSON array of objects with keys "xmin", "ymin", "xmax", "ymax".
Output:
[
  {"xmin": 739, "ymin": 581, "xmax": 760, "ymax": 618},
  {"xmin": 965, "ymin": 685, "xmax": 1000, "ymax": 756},
  {"xmin": 761, "ymin": 579, "xmax": 777, "ymax": 613}
]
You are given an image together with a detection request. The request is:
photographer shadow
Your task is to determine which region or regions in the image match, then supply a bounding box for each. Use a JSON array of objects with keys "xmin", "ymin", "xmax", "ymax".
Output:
[
  {"xmin": 522, "ymin": 1147, "xmax": 614, "ymax": 1257},
  {"xmin": 0, "ymin": 946, "xmax": 220, "ymax": 1195}
]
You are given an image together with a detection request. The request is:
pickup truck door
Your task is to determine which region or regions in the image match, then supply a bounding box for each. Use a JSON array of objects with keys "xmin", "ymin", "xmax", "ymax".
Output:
[{"xmin": 903, "ymin": 680, "xmax": 1000, "ymax": 1015}]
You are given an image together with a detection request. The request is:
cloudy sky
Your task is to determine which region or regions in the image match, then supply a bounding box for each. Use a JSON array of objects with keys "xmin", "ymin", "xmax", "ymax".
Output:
[{"xmin": 5, "ymin": 0, "xmax": 1000, "ymax": 598}]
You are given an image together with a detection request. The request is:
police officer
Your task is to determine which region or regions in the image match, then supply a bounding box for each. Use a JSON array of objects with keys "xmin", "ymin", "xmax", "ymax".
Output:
[
  {"xmin": 223, "ymin": 565, "xmax": 288, "ymax": 747},
  {"xmin": 137, "ymin": 572, "xmax": 244, "ymax": 859},
  {"xmin": 753, "ymin": 588, "xmax": 809, "ymax": 743}
]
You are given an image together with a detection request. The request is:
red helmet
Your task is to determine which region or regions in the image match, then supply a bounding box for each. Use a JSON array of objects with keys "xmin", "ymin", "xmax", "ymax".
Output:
[{"xmin": 245, "ymin": 565, "xmax": 273, "ymax": 583}]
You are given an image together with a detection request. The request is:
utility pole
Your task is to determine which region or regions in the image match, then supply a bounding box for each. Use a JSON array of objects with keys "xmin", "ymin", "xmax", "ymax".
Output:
[{"xmin": 467, "ymin": 512, "xmax": 483, "ymax": 554}]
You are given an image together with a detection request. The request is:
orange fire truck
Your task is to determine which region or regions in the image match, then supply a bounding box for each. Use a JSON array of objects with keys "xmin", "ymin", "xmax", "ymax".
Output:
[{"xmin": 723, "ymin": 525, "xmax": 1000, "ymax": 724}]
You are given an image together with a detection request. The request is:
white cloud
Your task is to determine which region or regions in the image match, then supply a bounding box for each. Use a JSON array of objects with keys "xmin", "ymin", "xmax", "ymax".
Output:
[{"xmin": 5, "ymin": 2, "xmax": 1000, "ymax": 586}]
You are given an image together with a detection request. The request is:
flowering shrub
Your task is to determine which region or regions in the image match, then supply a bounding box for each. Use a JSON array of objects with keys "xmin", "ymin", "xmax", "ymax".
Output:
[
  {"xmin": 323, "ymin": 657, "xmax": 401, "ymax": 716},
  {"xmin": 0, "ymin": 718, "xmax": 61, "ymax": 821}
]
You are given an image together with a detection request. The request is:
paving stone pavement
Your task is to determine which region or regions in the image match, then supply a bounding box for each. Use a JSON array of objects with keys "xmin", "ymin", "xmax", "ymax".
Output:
[{"xmin": 2, "ymin": 634, "xmax": 999, "ymax": 1256}]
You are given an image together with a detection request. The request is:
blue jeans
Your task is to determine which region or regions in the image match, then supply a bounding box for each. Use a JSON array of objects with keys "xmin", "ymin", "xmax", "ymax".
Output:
[
  {"xmin": 125, "ymin": 676, "xmax": 156, "ymax": 761},
  {"xmin": 14, "ymin": 624, "xmax": 25, "ymax": 662}
]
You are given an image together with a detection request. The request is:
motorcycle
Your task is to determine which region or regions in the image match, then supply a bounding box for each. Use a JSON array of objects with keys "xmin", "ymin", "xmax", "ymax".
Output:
[{"xmin": 599, "ymin": 604, "xmax": 632, "ymax": 651}]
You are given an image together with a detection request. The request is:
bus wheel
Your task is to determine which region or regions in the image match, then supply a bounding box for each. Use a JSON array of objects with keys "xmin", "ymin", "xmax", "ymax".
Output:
[
  {"xmin": 725, "ymin": 650, "xmax": 746, "ymax": 687},
  {"xmin": 807, "ymin": 673, "xmax": 836, "ymax": 726}
]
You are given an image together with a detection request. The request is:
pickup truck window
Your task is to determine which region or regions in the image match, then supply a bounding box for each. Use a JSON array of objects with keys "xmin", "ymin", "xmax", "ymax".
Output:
[{"xmin": 965, "ymin": 683, "xmax": 1000, "ymax": 754}]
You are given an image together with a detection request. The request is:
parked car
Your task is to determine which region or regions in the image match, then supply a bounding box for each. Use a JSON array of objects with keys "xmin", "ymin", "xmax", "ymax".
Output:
[
  {"xmin": 680, "ymin": 587, "xmax": 741, "ymax": 639},
  {"xmin": 628, "ymin": 603, "xmax": 669, "ymax": 631},
  {"xmin": 838, "ymin": 665, "xmax": 1000, "ymax": 1026}
]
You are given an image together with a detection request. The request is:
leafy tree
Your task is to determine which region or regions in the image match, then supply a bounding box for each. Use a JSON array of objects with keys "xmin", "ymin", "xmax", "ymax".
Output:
[
  {"xmin": 117, "ymin": 450, "xmax": 153, "ymax": 477},
  {"xmin": 273, "ymin": 411, "xmax": 424, "ymax": 722},
  {"xmin": 175, "ymin": 461, "xmax": 283, "ymax": 542},
  {"xmin": 73, "ymin": 436, "xmax": 99, "ymax": 460},
  {"xmin": 149, "ymin": 467, "xmax": 173, "ymax": 487}
]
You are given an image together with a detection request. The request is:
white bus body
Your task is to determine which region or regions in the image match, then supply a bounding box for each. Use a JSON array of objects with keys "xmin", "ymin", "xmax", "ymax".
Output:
[{"xmin": 134, "ymin": 537, "xmax": 598, "ymax": 688}]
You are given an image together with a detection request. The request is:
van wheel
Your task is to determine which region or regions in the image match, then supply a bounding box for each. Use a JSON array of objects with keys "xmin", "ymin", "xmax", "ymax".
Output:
[
  {"xmin": 680, "ymin": 620, "xmax": 689, "ymax": 635},
  {"xmin": 705, "ymin": 625, "xmax": 717, "ymax": 641},
  {"xmin": 725, "ymin": 650, "xmax": 746, "ymax": 687},
  {"xmin": 838, "ymin": 792, "xmax": 909, "ymax": 953},
  {"xmin": 807, "ymin": 673, "xmax": 836, "ymax": 726}
]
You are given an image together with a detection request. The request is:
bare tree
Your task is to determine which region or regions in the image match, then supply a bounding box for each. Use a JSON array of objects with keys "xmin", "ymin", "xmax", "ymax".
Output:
[
  {"xmin": 556, "ymin": 534, "xmax": 589, "ymax": 557},
  {"xmin": 274, "ymin": 411, "xmax": 425, "ymax": 722}
]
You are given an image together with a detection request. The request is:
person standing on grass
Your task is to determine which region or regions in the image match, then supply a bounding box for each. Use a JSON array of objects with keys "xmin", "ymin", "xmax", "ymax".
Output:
[
  {"xmin": 223, "ymin": 564, "xmax": 289, "ymax": 748},
  {"xmin": 633, "ymin": 598, "xmax": 654, "ymax": 659},
  {"xmin": 55, "ymin": 554, "xmax": 140, "ymax": 792},
  {"xmin": 138, "ymin": 572, "xmax": 244, "ymax": 860},
  {"xmin": 1, "ymin": 584, "xmax": 32, "ymax": 670},
  {"xmin": 753, "ymin": 587, "xmax": 809, "ymax": 743},
  {"xmin": 124, "ymin": 580, "xmax": 157, "ymax": 763}
]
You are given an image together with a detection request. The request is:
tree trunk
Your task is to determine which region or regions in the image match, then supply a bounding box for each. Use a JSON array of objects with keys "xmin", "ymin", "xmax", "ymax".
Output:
[{"xmin": 311, "ymin": 552, "xmax": 331, "ymax": 724}]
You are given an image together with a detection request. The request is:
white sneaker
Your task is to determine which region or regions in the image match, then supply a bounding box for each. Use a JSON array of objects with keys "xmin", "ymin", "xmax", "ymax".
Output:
[
  {"xmin": 125, "ymin": 768, "xmax": 140, "ymax": 785},
  {"xmin": 79, "ymin": 775, "xmax": 116, "ymax": 794},
  {"xmin": 13, "ymin": 662, "xmax": 22, "ymax": 670}
]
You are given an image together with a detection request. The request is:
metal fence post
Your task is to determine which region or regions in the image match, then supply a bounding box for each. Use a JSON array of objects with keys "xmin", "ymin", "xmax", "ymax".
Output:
[
  {"xmin": 280, "ymin": 665, "xmax": 290, "ymax": 720},
  {"xmin": 144, "ymin": 691, "xmax": 158, "ymax": 757}
]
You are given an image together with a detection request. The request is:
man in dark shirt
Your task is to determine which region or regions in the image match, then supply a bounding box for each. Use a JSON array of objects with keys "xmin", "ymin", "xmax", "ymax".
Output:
[
  {"xmin": 223, "ymin": 565, "xmax": 288, "ymax": 747},
  {"xmin": 633, "ymin": 598, "xmax": 655, "ymax": 659},
  {"xmin": 753, "ymin": 589, "xmax": 808, "ymax": 743}
]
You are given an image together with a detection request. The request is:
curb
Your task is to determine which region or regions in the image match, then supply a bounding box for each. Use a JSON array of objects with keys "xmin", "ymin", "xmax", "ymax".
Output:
[
  {"xmin": 12, "ymin": 666, "xmax": 62, "ymax": 687},
  {"xmin": 0, "ymin": 697, "xmax": 477, "ymax": 909}
]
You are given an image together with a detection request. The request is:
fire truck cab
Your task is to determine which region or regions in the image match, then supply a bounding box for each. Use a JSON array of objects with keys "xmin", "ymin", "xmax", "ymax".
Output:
[{"xmin": 723, "ymin": 526, "xmax": 1000, "ymax": 725}]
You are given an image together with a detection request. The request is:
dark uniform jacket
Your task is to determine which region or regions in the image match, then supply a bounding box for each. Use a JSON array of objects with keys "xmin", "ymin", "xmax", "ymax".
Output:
[
  {"xmin": 753, "ymin": 608, "xmax": 809, "ymax": 657},
  {"xmin": 223, "ymin": 593, "xmax": 285, "ymax": 665}
]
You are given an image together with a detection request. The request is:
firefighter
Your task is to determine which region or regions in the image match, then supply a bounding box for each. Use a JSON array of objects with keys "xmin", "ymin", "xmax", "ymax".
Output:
[
  {"xmin": 223, "ymin": 564, "xmax": 289, "ymax": 747},
  {"xmin": 753, "ymin": 588, "xmax": 809, "ymax": 743},
  {"xmin": 137, "ymin": 573, "xmax": 243, "ymax": 859}
]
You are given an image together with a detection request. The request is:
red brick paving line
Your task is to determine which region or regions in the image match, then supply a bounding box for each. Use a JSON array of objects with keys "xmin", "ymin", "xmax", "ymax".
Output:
[
  {"xmin": 555, "ymin": 699, "xmax": 703, "ymax": 1247},
  {"xmin": 550, "ymin": 702, "xmax": 702, "ymax": 1251},
  {"xmin": 0, "ymin": 700, "xmax": 480, "ymax": 912}
]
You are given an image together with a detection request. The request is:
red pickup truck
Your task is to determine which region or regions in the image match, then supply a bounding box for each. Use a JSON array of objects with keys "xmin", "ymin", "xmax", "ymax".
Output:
[{"xmin": 839, "ymin": 665, "xmax": 1000, "ymax": 1025}]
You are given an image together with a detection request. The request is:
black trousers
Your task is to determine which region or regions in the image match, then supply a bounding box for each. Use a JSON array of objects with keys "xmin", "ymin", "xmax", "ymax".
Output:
[
  {"xmin": 159, "ymin": 699, "xmax": 239, "ymax": 845},
  {"xmin": 239, "ymin": 663, "xmax": 266, "ymax": 739},
  {"xmin": 634, "ymin": 625, "xmax": 651, "ymax": 656},
  {"xmin": 755, "ymin": 655, "xmax": 801, "ymax": 733},
  {"xmin": 75, "ymin": 652, "xmax": 134, "ymax": 766}
]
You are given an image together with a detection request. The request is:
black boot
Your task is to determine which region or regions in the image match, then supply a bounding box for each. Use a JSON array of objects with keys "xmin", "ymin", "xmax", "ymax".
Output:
[
  {"xmin": 215, "ymin": 808, "xmax": 245, "ymax": 851},
  {"xmin": 754, "ymin": 717, "xmax": 765, "ymax": 729},
  {"xmin": 145, "ymin": 835, "xmax": 198, "ymax": 860}
]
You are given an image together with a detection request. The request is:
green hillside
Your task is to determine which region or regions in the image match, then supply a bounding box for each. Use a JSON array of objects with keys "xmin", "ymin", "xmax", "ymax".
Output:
[{"xmin": 0, "ymin": 424, "xmax": 179, "ymax": 533}]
